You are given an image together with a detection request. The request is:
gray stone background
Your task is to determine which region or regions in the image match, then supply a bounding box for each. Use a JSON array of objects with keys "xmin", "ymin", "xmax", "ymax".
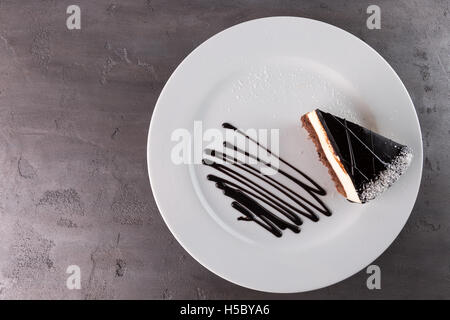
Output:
[{"xmin": 0, "ymin": 0, "xmax": 448, "ymax": 299}]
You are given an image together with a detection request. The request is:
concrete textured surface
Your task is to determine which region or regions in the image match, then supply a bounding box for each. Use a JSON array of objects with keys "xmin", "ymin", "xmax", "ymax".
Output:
[{"xmin": 0, "ymin": 0, "xmax": 448, "ymax": 299}]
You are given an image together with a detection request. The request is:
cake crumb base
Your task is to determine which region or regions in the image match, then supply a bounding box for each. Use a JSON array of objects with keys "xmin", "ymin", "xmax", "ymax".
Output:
[{"xmin": 301, "ymin": 114, "xmax": 347, "ymax": 198}]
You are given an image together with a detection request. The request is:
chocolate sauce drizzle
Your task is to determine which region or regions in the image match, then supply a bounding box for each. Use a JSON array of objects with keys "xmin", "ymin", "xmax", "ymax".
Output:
[{"xmin": 202, "ymin": 123, "xmax": 331, "ymax": 238}]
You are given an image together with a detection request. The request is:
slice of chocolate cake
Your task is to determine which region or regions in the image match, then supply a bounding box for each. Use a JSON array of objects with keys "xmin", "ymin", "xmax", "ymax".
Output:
[{"xmin": 301, "ymin": 109, "xmax": 412, "ymax": 203}]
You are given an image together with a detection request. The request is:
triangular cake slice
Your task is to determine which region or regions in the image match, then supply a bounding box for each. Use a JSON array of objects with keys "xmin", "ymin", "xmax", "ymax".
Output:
[{"xmin": 301, "ymin": 109, "xmax": 413, "ymax": 203}]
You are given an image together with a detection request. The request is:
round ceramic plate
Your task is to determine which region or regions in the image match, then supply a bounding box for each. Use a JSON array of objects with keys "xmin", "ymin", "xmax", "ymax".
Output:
[{"xmin": 147, "ymin": 17, "xmax": 423, "ymax": 293}]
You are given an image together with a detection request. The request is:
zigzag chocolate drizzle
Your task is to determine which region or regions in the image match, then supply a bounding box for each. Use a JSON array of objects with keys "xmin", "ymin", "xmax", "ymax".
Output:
[{"xmin": 202, "ymin": 123, "xmax": 331, "ymax": 238}]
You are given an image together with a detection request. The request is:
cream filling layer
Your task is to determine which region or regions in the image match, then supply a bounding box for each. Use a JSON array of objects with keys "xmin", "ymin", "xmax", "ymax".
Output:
[{"xmin": 306, "ymin": 111, "xmax": 361, "ymax": 203}]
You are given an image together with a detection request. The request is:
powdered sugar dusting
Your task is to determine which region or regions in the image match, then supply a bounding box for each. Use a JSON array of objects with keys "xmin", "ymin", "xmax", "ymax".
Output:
[
  {"xmin": 359, "ymin": 147, "xmax": 413, "ymax": 203},
  {"xmin": 226, "ymin": 60, "xmax": 362, "ymax": 121}
]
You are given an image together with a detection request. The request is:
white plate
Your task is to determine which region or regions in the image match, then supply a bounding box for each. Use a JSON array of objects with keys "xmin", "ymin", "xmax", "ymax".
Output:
[{"xmin": 147, "ymin": 17, "xmax": 423, "ymax": 293}]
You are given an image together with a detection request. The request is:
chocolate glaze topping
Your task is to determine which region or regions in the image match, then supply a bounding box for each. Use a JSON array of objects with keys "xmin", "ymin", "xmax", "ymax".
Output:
[{"xmin": 315, "ymin": 110, "xmax": 412, "ymax": 202}]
